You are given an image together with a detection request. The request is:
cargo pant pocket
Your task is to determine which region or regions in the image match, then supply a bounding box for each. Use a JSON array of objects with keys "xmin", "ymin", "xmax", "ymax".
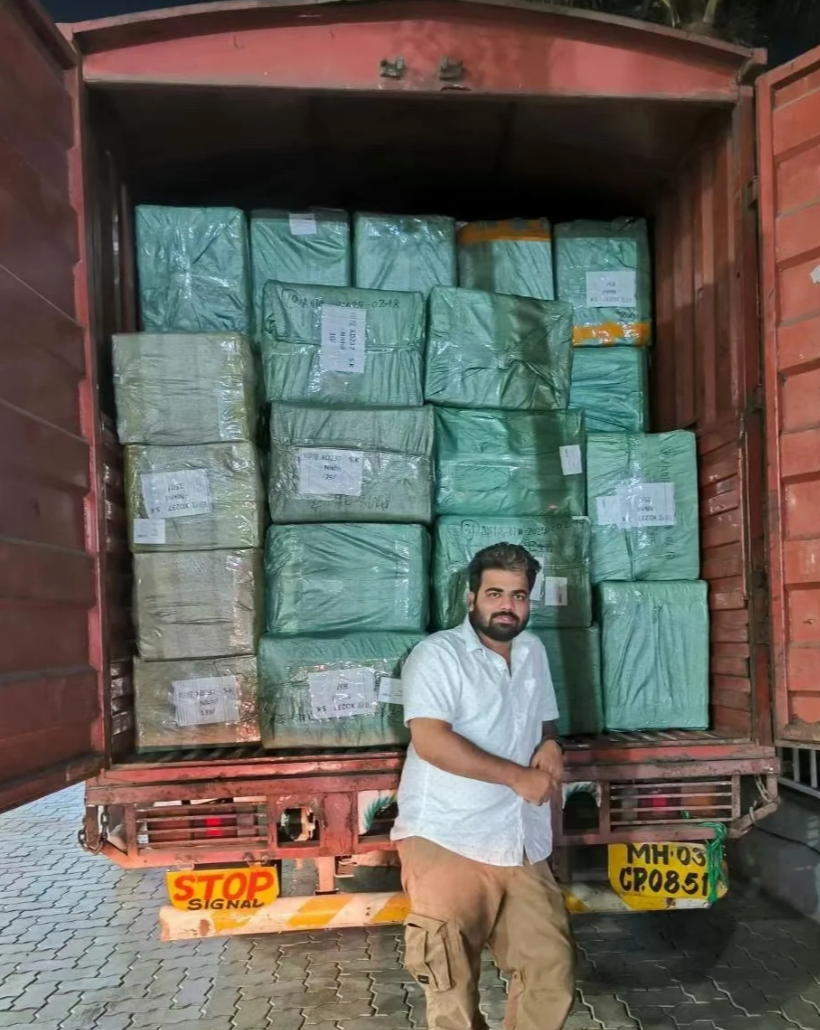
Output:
[{"xmin": 404, "ymin": 913, "xmax": 454, "ymax": 991}]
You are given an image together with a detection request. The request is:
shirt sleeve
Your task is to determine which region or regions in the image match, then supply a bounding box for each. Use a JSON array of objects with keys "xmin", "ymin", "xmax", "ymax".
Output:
[
  {"xmin": 535, "ymin": 639, "xmax": 560, "ymax": 724},
  {"xmin": 401, "ymin": 639, "xmax": 460, "ymax": 727}
]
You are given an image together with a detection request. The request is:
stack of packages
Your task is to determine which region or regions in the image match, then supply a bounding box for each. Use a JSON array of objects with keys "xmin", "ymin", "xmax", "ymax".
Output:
[
  {"xmin": 555, "ymin": 218, "xmax": 708, "ymax": 731},
  {"xmin": 430, "ymin": 219, "xmax": 602, "ymax": 736},
  {"xmin": 123, "ymin": 205, "xmax": 266, "ymax": 750},
  {"xmin": 255, "ymin": 213, "xmax": 450, "ymax": 748}
]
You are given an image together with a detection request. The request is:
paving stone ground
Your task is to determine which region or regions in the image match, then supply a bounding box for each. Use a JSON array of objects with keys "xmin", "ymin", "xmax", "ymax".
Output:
[{"xmin": 2, "ymin": 786, "xmax": 820, "ymax": 1030}]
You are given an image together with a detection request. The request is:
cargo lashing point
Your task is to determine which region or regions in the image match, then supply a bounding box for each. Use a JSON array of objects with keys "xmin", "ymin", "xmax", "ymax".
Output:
[
  {"xmin": 380, "ymin": 56, "xmax": 405, "ymax": 79},
  {"xmin": 439, "ymin": 55, "xmax": 464, "ymax": 82}
]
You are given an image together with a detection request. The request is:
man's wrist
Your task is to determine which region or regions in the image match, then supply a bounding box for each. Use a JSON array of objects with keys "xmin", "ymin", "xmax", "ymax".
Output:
[{"xmin": 540, "ymin": 736, "xmax": 565, "ymax": 755}]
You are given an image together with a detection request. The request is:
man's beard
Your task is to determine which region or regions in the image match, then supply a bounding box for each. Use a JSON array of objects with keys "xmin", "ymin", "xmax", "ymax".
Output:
[{"xmin": 469, "ymin": 606, "xmax": 527, "ymax": 643}]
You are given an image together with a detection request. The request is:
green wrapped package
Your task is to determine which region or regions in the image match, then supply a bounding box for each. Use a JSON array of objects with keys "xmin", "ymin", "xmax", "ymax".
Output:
[
  {"xmin": 134, "ymin": 549, "xmax": 263, "ymax": 661},
  {"xmin": 457, "ymin": 219, "xmax": 555, "ymax": 301},
  {"xmin": 125, "ymin": 442, "xmax": 265, "ymax": 552},
  {"xmin": 134, "ymin": 655, "xmax": 260, "ymax": 751},
  {"xmin": 433, "ymin": 516, "xmax": 591, "ymax": 630},
  {"xmin": 261, "ymin": 282, "xmax": 424, "ymax": 407},
  {"xmin": 425, "ymin": 288, "xmax": 573, "ymax": 411},
  {"xmin": 265, "ymin": 523, "xmax": 430, "ymax": 636},
  {"xmin": 354, "ymin": 213, "xmax": 456, "ymax": 296},
  {"xmin": 599, "ymin": 581, "xmax": 709, "ymax": 730},
  {"xmin": 136, "ymin": 206, "xmax": 251, "ymax": 335},
  {"xmin": 536, "ymin": 626, "xmax": 603, "ymax": 736},
  {"xmin": 569, "ymin": 348, "xmax": 648, "ymax": 434},
  {"xmin": 434, "ymin": 407, "xmax": 586, "ymax": 517},
  {"xmin": 269, "ymin": 404, "xmax": 434, "ymax": 524},
  {"xmin": 112, "ymin": 333, "xmax": 257, "ymax": 445},
  {"xmin": 250, "ymin": 209, "xmax": 350, "ymax": 334},
  {"xmin": 588, "ymin": 431, "xmax": 699, "ymax": 583},
  {"xmin": 554, "ymin": 218, "xmax": 652, "ymax": 347},
  {"xmin": 258, "ymin": 633, "xmax": 423, "ymax": 748}
]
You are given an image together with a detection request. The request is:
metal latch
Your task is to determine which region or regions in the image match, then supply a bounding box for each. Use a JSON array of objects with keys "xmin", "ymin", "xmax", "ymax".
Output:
[
  {"xmin": 380, "ymin": 56, "xmax": 405, "ymax": 79},
  {"xmin": 439, "ymin": 55, "xmax": 464, "ymax": 82}
]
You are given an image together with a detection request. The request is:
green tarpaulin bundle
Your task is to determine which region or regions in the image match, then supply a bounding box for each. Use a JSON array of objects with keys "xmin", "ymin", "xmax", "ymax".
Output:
[
  {"xmin": 261, "ymin": 282, "xmax": 424, "ymax": 407},
  {"xmin": 134, "ymin": 655, "xmax": 260, "ymax": 751},
  {"xmin": 569, "ymin": 347, "xmax": 649, "ymax": 434},
  {"xmin": 134, "ymin": 549, "xmax": 263, "ymax": 661},
  {"xmin": 353, "ymin": 213, "xmax": 457, "ymax": 296},
  {"xmin": 136, "ymin": 206, "xmax": 251, "ymax": 335},
  {"xmin": 250, "ymin": 209, "xmax": 351, "ymax": 335},
  {"xmin": 433, "ymin": 516, "xmax": 591, "ymax": 629},
  {"xmin": 536, "ymin": 626, "xmax": 603, "ymax": 736},
  {"xmin": 599, "ymin": 581, "xmax": 709, "ymax": 731},
  {"xmin": 112, "ymin": 332, "xmax": 258, "ymax": 446},
  {"xmin": 258, "ymin": 633, "xmax": 423, "ymax": 748},
  {"xmin": 425, "ymin": 287, "xmax": 573, "ymax": 411},
  {"xmin": 265, "ymin": 523, "xmax": 430, "ymax": 636},
  {"xmin": 587, "ymin": 431, "xmax": 699, "ymax": 583},
  {"xmin": 554, "ymin": 218, "xmax": 652, "ymax": 348},
  {"xmin": 457, "ymin": 219, "xmax": 555, "ymax": 301},
  {"xmin": 125, "ymin": 442, "xmax": 265, "ymax": 552},
  {"xmin": 268, "ymin": 404, "xmax": 434, "ymax": 523},
  {"xmin": 434, "ymin": 407, "xmax": 586, "ymax": 517}
]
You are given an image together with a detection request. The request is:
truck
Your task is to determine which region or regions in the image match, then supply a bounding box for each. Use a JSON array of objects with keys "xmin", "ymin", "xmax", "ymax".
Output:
[{"xmin": 4, "ymin": 0, "xmax": 818, "ymax": 939}]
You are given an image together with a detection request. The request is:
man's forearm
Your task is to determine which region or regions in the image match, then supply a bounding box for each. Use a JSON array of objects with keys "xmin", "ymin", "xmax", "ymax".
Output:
[{"xmin": 411, "ymin": 722, "xmax": 523, "ymax": 788}]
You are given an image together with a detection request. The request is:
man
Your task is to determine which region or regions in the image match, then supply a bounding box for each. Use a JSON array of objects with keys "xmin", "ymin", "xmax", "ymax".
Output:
[{"xmin": 392, "ymin": 542, "xmax": 574, "ymax": 1030}]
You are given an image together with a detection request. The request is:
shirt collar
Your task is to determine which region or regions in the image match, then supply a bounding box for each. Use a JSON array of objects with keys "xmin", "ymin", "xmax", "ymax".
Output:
[{"xmin": 459, "ymin": 616, "xmax": 531, "ymax": 659}]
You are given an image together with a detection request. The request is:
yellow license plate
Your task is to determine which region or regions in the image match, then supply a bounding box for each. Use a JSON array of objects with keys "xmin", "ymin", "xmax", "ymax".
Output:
[
  {"xmin": 608, "ymin": 842, "xmax": 726, "ymax": 908},
  {"xmin": 166, "ymin": 867, "xmax": 280, "ymax": 912}
]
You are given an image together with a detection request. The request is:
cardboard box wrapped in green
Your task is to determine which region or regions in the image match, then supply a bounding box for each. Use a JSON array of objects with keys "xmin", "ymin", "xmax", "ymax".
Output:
[
  {"xmin": 353, "ymin": 213, "xmax": 456, "ymax": 296},
  {"xmin": 134, "ymin": 655, "xmax": 260, "ymax": 751},
  {"xmin": 434, "ymin": 407, "xmax": 586, "ymax": 517},
  {"xmin": 125, "ymin": 442, "xmax": 265, "ymax": 551},
  {"xmin": 425, "ymin": 287, "xmax": 573, "ymax": 410},
  {"xmin": 599, "ymin": 581, "xmax": 709, "ymax": 731},
  {"xmin": 536, "ymin": 626, "xmax": 603, "ymax": 736},
  {"xmin": 457, "ymin": 219, "xmax": 555, "ymax": 301},
  {"xmin": 261, "ymin": 282, "xmax": 424, "ymax": 407},
  {"xmin": 136, "ymin": 206, "xmax": 251, "ymax": 335},
  {"xmin": 587, "ymin": 430, "xmax": 699, "ymax": 583},
  {"xmin": 112, "ymin": 332, "xmax": 257, "ymax": 446},
  {"xmin": 569, "ymin": 347, "xmax": 648, "ymax": 434},
  {"xmin": 433, "ymin": 516, "xmax": 591, "ymax": 629},
  {"xmin": 554, "ymin": 218, "xmax": 652, "ymax": 347},
  {"xmin": 258, "ymin": 633, "xmax": 423, "ymax": 748},
  {"xmin": 266, "ymin": 523, "xmax": 430, "ymax": 636},
  {"xmin": 268, "ymin": 404, "xmax": 434, "ymax": 524}
]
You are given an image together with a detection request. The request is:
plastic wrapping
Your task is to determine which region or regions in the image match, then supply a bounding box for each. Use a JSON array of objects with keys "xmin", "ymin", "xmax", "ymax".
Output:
[
  {"xmin": 266, "ymin": 523, "xmax": 430, "ymax": 636},
  {"xmin": 136, "ymin": 206, "xmax": 251, "ymax": 335},
  {"xmin": 536, "ymin": 626, "xmax": 603, "ymax": 736},
  {"xmin": 134, "ymin": 655, "xmax": 260, "ymax": 751},
  {"xmin": 250, "ymin": 209, "xmax": 351, "ymax": 334},
  {"xmin": 599, "ymin": 581, "xmax": 709, "ymax": 731},
  {"xmin": 569, "ymin": 347, "xmax": 649, "ymax": 434},
  {"xmin": 588, "ymin": 431, "xmax": 699, "ymax": 583},
  {"xmin": 353, "ymin": 213, "xmax": 456, "ymax": 296},
  {"xmin": 134, "ymin": 549, "xmax": 263, "ymax": 661},
  {"xmin": 434, "ymin": 407, "xmax": 586, "ymax": 517},
  {"xmin": 125, "ymin": 442, "xmax": 265, "ymax": 552},
  {"xmin": 425, "ymin": 288, "xmax": 573, "ymax": 411},
  {"xmin": 554, "ymin": 218, "xmax": 652, "ymax": 347},
  {"xmin": 258, "ymin": 633, "xmax": 423, "ymax": 748},
  {"xmin": 457, "ymin": 219, "xmax": 555, "ymax": 301},
  {"xmin": 261, "ymin": 282, "xmax": 424, "ymax": 406},
  {"xmin": 112, "ymin": 332, "xmax": 257, "ymax": 446},
  {"xmin": 268, "ymin": 404, "xmax": 434, "ymax": 524},
  {"xmin": 432, "ymin": 516, "xmax": 591, "ymax": 630}
]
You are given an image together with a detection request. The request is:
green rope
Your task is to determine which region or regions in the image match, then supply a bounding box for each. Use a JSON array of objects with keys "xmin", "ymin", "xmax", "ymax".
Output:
[{"xmin": 699, "ymin": 821, "xmax": 729, "ymax": 904}]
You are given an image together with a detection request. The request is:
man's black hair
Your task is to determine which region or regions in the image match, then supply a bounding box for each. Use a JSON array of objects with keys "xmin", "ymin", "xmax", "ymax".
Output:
[{"xmin": 467, "ymin": 542, "xmax": 541, "ymax": 595}]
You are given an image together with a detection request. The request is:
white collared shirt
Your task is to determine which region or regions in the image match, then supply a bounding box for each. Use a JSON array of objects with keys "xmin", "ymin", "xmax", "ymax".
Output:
[{"xmin": 391, "ymin": 618, "xmax": 559, "ymax": 866}]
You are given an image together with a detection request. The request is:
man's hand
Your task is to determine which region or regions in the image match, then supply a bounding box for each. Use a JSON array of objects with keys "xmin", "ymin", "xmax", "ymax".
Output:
[
  {"xmin": 530, "ymin": 739, "xmax": 563, "ymax": 789},
  {"xmin": 509, "ymin": 765, "xmax": 555, "ymax": 806}
]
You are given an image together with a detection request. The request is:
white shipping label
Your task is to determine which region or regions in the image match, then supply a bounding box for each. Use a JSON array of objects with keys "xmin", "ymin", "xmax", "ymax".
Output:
[
  {"xmin": 624, "ymin": 482, "xmax": 676, "ymax": 528},
  {"xmin": 172, "ymin": 676, "xmax": 240, "ymax": 727},
  {"xmin": 530, "ymin": 567, "xmax": 545, "ymax": 603},
  {"xmin": 297, "ymin": 448, "xmax": 363, "ymax": 497},
  {"xmin": 378, "ymin": 677, "xmax": 404, "ymax": 706},
  {"xmin": 289, "ymin": 213, "xmax": 317, "ymax": 236},
  {"xmin": 307, "ymin": 668, "xmax": 377, "ymax": 720},
  {"xmin": 133, "ymin": 518, "xmax": 166, "ymax": 545},
  {"xmin": 585, "ymin": 270, "xmax": 637, "ymax": 308},
  {"xmin": 559, "ymin": 444, "xmax": 583, "ymax": 476},
  {"xmin": 320, "ymin": 304, "xmax": 367, "ymax": 374},
  {"xmin": 542, "ymin": 576, "xmax": 569, "ymax": 607},
  {"xmin": 140, "ymin": 468, "xmax": 212, "ymax": 519},
  {"xmin": 596, "ymin": 494, "xmax": 623, "ymax": 527}
]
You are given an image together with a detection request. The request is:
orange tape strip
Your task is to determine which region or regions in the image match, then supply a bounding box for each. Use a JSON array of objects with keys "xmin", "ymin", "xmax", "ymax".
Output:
[{"xmin": 458, "ymin": 220, "xmax": 551, "ymax": 246}]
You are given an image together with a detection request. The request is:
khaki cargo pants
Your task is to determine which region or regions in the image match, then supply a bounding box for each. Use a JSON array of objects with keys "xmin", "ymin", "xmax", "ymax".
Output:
[{"xmin": 397, "ymin": 837, "xmax": 575, "ymax": 1030}]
